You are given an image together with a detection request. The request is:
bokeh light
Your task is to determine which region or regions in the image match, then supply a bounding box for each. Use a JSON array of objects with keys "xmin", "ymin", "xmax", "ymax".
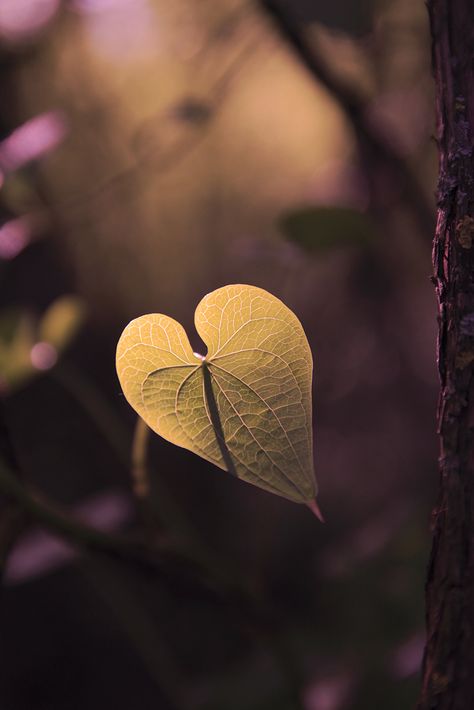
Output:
[
  {"xmin": 0, "ymin": 0, "xmax": 60, "ymax": 43},
  {"xmin": 0, "ymin": 112, "xmax": 67, "ymax": 174}
]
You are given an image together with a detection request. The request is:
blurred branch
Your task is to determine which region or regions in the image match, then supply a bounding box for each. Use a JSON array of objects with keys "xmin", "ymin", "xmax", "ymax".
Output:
[
  {"xmin": 66, "ymin": 28, "xmax": 257, "ymax": 217},
  {"xmin": 0, "ymin": 457, "xmax": 214, "ymax": 593},
  {"xmin": 0, "ymin": 410, "xmax": 307, "ymax": 706},
  {"xmin": 0, "ymin": 405, "xmax": 246, "ymax": 607},
  {"xmin": 260, "ymin": 0, "xmax": 435, "ymax": 241},
  {"xmin": 0, "ymin": 456, "xmax": 148, "ymax": 562}
]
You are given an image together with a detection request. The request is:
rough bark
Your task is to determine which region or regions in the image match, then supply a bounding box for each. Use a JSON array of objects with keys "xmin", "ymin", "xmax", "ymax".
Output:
[{"xmin": 418, "ymin": 2, "xmax": 474, "ymax": 709}]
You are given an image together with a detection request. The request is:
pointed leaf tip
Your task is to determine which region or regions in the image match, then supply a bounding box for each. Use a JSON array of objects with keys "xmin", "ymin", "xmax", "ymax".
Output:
[{"xmin": 306, "ymin": 499, "xmax": 325, "ymax": 523}]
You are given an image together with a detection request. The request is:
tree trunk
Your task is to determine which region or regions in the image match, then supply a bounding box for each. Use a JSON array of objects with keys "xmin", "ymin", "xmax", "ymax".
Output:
[{"xmin": 418, "ymin": 2, "xmax": 474, "ymax": 708}]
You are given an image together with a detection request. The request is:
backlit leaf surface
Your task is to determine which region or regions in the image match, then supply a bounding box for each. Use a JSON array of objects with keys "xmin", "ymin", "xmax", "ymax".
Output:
[{"xmin": 116, "ymin": 285, "xmax": 316, "ymax": 503}]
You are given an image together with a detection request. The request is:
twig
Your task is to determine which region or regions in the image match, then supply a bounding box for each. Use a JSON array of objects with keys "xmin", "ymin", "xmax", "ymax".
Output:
[
  {"xmin": 260, "ymin": 0, "xmax": 435, "ymax": 242},
  {"xmin": 0, "ymin": 458, "xmax": 151, "ymax": 564},
  {"xmin": 130, "ymin": 416, "xmax": 169, "ymax": 546},
  {"xmin": 0, "ymin": 448, "xmax": 306, "ymax": 704},
  {"xmin": 0, "ymin": 458, "xmax": 213, "ymax": 594}
]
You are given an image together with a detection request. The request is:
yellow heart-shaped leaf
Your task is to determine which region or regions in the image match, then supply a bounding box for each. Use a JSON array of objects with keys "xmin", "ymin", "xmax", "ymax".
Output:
[{"xmin": 116, "ymin": 285, "xmax": 317, "ymax": 505}]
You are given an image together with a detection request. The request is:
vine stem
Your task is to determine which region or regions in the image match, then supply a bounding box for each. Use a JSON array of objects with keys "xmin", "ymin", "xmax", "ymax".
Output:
[
  {"xmin": 0, "ymin": 458, "xmax": 142, "ymax": 557},
  {"xmin": 4, "ymin": 365, "xmax": 309, "ymax": 705},
  {"xmin": 0, "ymin": 447, "xmax": 253, "ymax": 602},
  {"xmin": 0, "ymin": 455, "xmax": 306, "ymax": 707},
  {"xmin": 131, "ymin": 416, "xmax": 151, "ymax": 499}
]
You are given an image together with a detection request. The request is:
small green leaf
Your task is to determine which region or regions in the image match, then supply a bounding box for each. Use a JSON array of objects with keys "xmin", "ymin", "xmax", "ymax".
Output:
[
  {"xmin": 116, "ymin": 285, "xmax": 317, "ymax": 505},
  {"xmin": 39, "ymin": 295, "xmax": 86, "ymax": 352},
  {"xmin": 280, "ymin": 205, "xmax": 376, "ymax": 253}
]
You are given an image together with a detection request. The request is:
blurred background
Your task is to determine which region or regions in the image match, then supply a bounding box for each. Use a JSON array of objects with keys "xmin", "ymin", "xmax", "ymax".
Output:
[{"xmin": 0, "ymin": 1, "xmax": 438, "ymax": 708}]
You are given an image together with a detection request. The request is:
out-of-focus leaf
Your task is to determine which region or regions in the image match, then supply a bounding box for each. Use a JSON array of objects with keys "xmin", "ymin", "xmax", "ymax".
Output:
[
  {"xmin": 39, "ymin": 295, "xmax": 86, "ymax": 352},
  {"xmin": 0, "ymin": 295, "xmax": 85, "ymax": 394},
  {"xmin": 280, "ymin": 205, "xmax": 376, "ymax": 253},
  {"xmin": 1, "ymin": 173, "xmax": 39, "ymax": 214},
  {"xmin": 0, "ymin": 310, "xmax": 35, "ymax": 391},
  {"xmin": 116, "ymin": 284, "xmax": 317, "ymax": 505}
]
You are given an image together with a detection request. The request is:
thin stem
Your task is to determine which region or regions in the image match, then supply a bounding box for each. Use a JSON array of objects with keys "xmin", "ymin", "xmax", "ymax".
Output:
[
  {"xmin": 130, "ymin": 416, "xmax": 163, "ymax": 544},
  {"xmin": 129, "ymin": 416, "xmax": 222, "ymax": 568},
  {"xmin": 131, "ymin": 416, "xmax": 151, "ymax": 499}
]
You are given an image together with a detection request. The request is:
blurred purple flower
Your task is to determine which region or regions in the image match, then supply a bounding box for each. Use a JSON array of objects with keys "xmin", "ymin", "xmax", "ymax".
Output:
[
  {"xmin": 0, "ymin": 0, "xmax": 60, "ymax": 42},
  {"xmin": 0, "ymin": 217, "xmax": 31, "ymax": 260},
  {"xmin": 72, "ymin": 0, "xmax": 158, "ymax": 59},
  {"xmin": 30, "ymin": 341, "xmax": 58, "ymax": 370},
  {"xmin": 0, "ymin": 111, "xmax": 67, "ymax": 174}
]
